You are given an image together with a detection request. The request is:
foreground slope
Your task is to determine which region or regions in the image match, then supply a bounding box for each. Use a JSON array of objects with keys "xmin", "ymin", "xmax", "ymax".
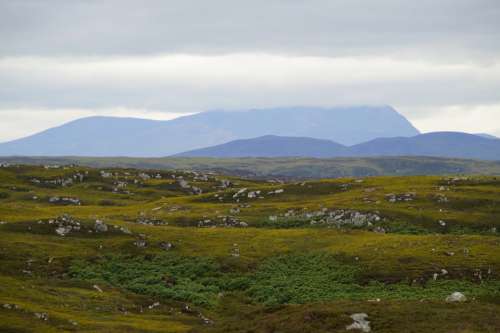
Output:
[
  {"xmin": 0, "ymin": 106, "xmax": 419, "ymax": 156},
  {"xmin": 0, "ymin": 164, "xmax": 499, "ymax": 332}
]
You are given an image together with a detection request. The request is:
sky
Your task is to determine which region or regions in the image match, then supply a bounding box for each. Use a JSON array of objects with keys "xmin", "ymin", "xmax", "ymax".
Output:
[{"xmin": 1, "ymin": 0, "xmax": 500, "ymax": 142}]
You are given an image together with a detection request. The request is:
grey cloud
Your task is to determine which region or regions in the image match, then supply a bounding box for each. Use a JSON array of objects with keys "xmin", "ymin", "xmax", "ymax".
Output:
[
  {"xmin": 1, "ymin": 0, "xmax": 499, "ymax": 141},
  {"xmin": 1, "ymin": 55, "xmax": 499, "ymax": 112},
  {"xmin": 1, "ymin": 0, "xmax": 499, "ymax": 62}
]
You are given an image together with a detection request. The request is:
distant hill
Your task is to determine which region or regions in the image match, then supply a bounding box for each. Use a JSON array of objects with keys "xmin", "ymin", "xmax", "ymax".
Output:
[
  {"xmin": 2, "ymin": 156, "xmax": 500, "ymax": 179},
  {"xmin": 177, "ymin": 132, "xmax": 500, "ymax": 160},
  {"xmin": 175, "ymin": 135, "xmax": 347, "ymax": 158},
  {"xmin": 475, "ymin": 133, "xmax": 499, "ymax": 140},
  {"xmin": 0, "ymin": 106, "xmax": 419, "ymax": 157},
  {"xmin": 349, "ymin": 132, "xmax": 500, "ymax": 160}
]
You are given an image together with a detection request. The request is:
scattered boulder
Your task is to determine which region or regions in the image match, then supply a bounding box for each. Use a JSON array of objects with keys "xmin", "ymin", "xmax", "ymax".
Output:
[
  {"xmin": 148, "ymin": 301, "xmax": 161, "ymax": 309},
  {"xmin": 247, "ymin": 190, "xmax": 261, "ymax": 199},
  {"xmin": 310, "ymin": 210, "xmax": 381, "ymax": 228},
  {"xmin": 230, "ymin": 244, "xmax": 240, "ymax": 257},
  {"xmin": 34, "ymin": 312, "xmax": 49, "ymax": 321},
  {"xmin": 48, "ymin": 196, "xmax": 81, "ymax": 205},
  {"xmin": 100, "ymin": 170, "xmax": 112, "ymax": 178},
  {"xmin": 435, "ymin": 194, "xmax": 449, "ymax": 203},
  {"xmin": 219, "ymin": 179, "xmax": 232, "ymax": 188},
  {"xmin": 232, "ymin": 188, "xmax": 248, "ymax": 198},
  {"xmin": 94, "ymin": 220, "xmax": 108, "ymax": 232},
  {"xmin": 385, "ymin": 192, "xmax": 416, "ymax": 203},
  {"xmin": 136, "ymin": 215, "xmax": 168, "ymax": 226},
  {"xmin": 159, "ymin": 241, "xmax": 174, "ymax": 251},
  {"xmin": 134, "ymin": 235, "xmax": 147, "ymax": 248},
  {"xmin": 93, "ymin": 284, "xmax": 103, "ymax": 293},
  {"xmin": 55, "ymin": 226, "xmax": 72, "ymax": 236},
  {"xmin": 138, "ymin": 172, "xmax": 151, "ymax": 181},
  {"xmin": 199, "ymin": 312, "xmax": 214, "ymax": 325},
  {"xmin": 198, "ymin": 216, "xmax": 248, "ymax": 228},
  {"xmin": 229, "ymin": 207, "xmax": 240, "ymax": 214},
  {"xmin": 51, "ymin": 214, "xmax": 81, "ymax": 236},
  {"xmin": 177, "ymin": 179, "xmax": 190, "ymax": 189},
  {"xmin": 346, "ymin": 313, "xmax": 371, "ymax": 332},
  {"xmin": 445, "ymin": 292, "xmax": 467, "ymax": 303},
  {"xmin": 268, "ymin": 189, "xmax": 284, "ymax": 195},
  {"xmin": 120, "ymin": 226, "xmax": 132, "ymax": 234}
]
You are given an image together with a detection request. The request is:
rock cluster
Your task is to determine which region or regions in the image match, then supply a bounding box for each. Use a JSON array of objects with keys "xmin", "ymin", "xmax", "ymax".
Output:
[
  {"xmin": 48, "ymin": 196, "xmax": 81, "ymax": 205},
  {"xmin": 385, "ymin": 192, "xmax": 416, "ymax": 203},
  {"xmin": 267, "ymin": 189, "xmax": 284, "ymax": 195},
  {"xmin": 100, "ymin": 170, "xmax": 113, "ymax": 178},
  {"xmin": 31, "ymin": 172, "xmax": 87, "ymax": 187},
  {"xmin": 197, "ymin": 216, "xmax": 248, "ymax": 228},
  {"xmin": 50, "ymin": 214, "xmax": 81, "ymax": 236},
  {"xmin": 311, "ymin": 210, "xmax": 381, "ymax": 228},
  {"xmin": 34, "ymin": 312, "xmax": 49, "ymax": 321},
  {"xmin": 136, "ymin": 215, "xmax": 168, "ymax": 226},
  {"xmin": 177, "ymin": 177, "xmax": 202, "ymax": 194}
]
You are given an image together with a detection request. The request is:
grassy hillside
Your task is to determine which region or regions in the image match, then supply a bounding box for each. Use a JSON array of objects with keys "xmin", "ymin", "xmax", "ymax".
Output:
[
  {"xmin": 0, "ymin": 164, "xmax": 499, "ymax": 332},
  {"xmin": 2, "ymin": 156, "xmax": 500, "ymax": 179}
]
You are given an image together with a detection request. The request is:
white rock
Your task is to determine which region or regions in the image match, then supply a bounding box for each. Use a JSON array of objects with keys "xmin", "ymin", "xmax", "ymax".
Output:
[
  {"xmin": 94, "ymin": 220, "xmax": 108, "ymax": 232},
  {"xmin": 55, "ymin": 226, "xmax": 72, "ymax": 236},
  {"xmin": 446, "ymin": 292, "xmax": 467, "ymax": 303},
  {"xmin": 346, "ymin": 313, "xmax": 371, "ymax": 332}
]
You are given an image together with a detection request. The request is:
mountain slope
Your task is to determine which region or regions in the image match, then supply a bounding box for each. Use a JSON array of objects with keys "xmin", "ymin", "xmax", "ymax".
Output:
[
  {"xmin": 175, "ymin": 135, "xmax": 347, "ymax": 158},
  {"xmin": 0, "ymin": 117, "xmax": 162, "ymax": 157},
  {"xmin": 0, "ymin": 106, "xmax": 419, "ymax": 157},
  {"xmin": 350, "ymin": 132, "xmax": 500, "ymax": 160},
  {"xmin": 177, "ymin": 132, "xmax": 500, "ymax": 160},
  {"xmin": 475, "ymin": 133, "xmax": 499, "ymax": 140}
]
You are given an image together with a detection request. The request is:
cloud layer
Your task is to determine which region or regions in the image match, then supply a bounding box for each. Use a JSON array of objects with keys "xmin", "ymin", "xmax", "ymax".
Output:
[
  {"xmin": 1, "ymin": 1, "xmax": 499, "ymax": 141},
  {"xmin": 2, "ymin": 0, "xmax": 499, "ymax": 61}
]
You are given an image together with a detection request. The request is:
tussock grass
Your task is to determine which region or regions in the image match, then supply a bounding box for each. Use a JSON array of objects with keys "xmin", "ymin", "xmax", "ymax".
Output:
[{"xmin": 0, "ymin": 164, "xmax": 499, "ymax": 332}]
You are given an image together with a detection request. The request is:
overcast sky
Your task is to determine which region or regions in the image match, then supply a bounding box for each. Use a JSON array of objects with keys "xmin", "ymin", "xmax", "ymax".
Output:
[{"xmin": 1, "ymin": 0, "xmax": 500, "ymax": 142}]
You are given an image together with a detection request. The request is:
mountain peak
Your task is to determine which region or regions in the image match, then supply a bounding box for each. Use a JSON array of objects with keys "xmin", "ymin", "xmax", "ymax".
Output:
[{"xmin": 0, "ymin": 106, "xmax": 419, "ymax": 157}]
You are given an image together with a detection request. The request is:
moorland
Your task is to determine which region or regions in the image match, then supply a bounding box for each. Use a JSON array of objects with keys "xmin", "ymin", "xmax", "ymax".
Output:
[{"xmin": 0, "ymin": 163, "xmax": 499, "ymax": 332}]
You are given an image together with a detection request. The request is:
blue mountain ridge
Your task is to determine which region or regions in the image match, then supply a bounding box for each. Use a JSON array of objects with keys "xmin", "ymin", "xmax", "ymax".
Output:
[
  {"xmin": 0, "ymin": 106, "xmax": 419, "ymax": 157},
  {"xmin": 176, "ymin": 132, "xmax": 500, "ymax": 161}
]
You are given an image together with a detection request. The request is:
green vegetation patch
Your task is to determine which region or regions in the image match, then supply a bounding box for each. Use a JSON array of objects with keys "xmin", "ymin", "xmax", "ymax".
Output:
[
  {"xmin": 69, "ymin": 253, "xmax": 500, "ymax": 309},
  {"xmin": 69, "ymin": 254, "xmax": 248, "ymax": 307},
  {"xmin": 248, "ymin": 253, "xmax": 500, "ymax": 305}
]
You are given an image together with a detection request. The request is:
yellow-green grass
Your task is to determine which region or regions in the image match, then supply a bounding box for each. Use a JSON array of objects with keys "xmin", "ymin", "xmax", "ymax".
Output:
[{"xmin": 1, "ymin": 165, "xmax": 499, "ymax": 332}]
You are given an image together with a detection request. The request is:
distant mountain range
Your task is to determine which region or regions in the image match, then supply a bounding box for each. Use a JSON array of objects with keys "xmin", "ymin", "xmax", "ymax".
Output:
[
  {"xmin": 175, "ymin": 135, "xmax": 346, "ymax": 158},
  {"xmin": 0, "ymin": 105, "xmax": 498, "ymax": 160},
  {"xmin": 177, "ymin": 132, "xmax": 500, "ymax": 160},
  {"xmin": 0, "ymin": 106, "xmax": 419, "ymax": 157}
]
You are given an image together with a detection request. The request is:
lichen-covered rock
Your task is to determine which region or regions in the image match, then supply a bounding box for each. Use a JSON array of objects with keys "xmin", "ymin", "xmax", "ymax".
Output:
[
  {"xmin": 445, "ymin": 292, "xmax": 467, "ymax": 303},
  {"xmin": 346, "ymin": 313, "xmax": 371, "ymax": 332},
  {"xmin": 94, "ymin": 220, "xmax": 108, "ymax": 232}
]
